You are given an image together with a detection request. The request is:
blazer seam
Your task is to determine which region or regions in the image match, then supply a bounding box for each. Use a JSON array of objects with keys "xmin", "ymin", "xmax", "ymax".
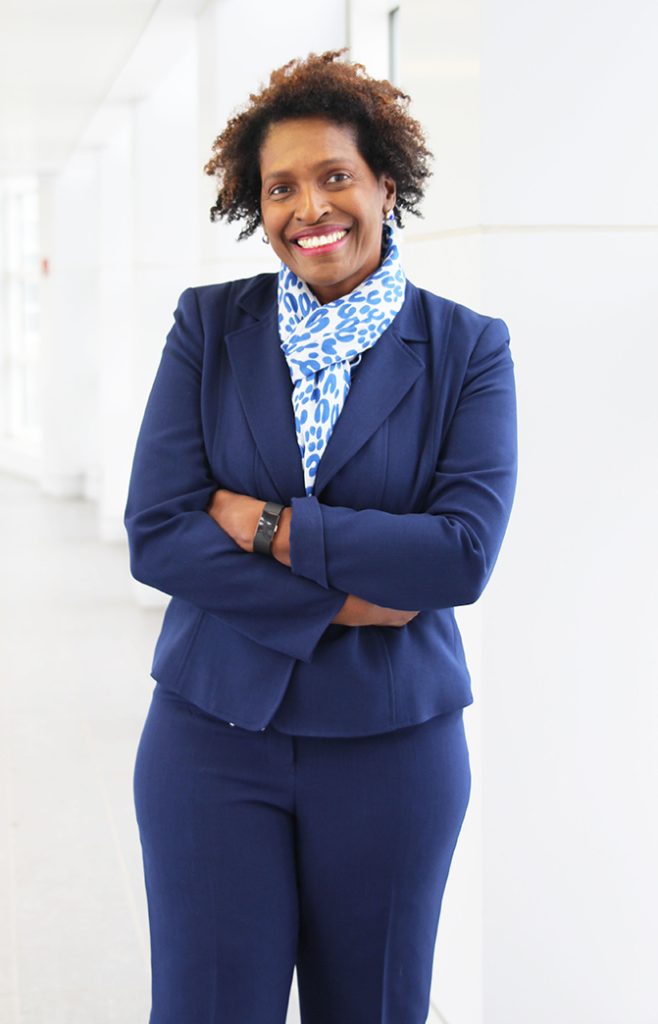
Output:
[
  {"xmin": 450, "ymin": 610, "xmax": 459, "ymax": 656},
  {"xmin": 437, "ymin": 299, "xmax": 472, "ymax": 447},
  {"xmin": 378, "ymin": 418, "xmax": 390, "ymax": 509},
  {"xmin": 190, "ymin": 284, "xmax": 204, "ymax": 348},
  {"xmin": 170, "ymin": 606, "xmax": 206, "ymax": 691},
  {"xmin": 377, "ymin": 628, "xmax": 397, "ymax": 724}
]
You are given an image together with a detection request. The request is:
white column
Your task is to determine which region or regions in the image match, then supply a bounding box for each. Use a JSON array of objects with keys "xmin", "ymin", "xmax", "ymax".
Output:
[
  {"xmin": 39, "ymin": 155, "xmax": 100, "ymax": 498},
  {"xmin": 96, "ymin": 106, "xmax": 136, "ymax": 541},
  {"xmin": 479, "ymin": 2, "xmax": 658, "ymax": 1022}
]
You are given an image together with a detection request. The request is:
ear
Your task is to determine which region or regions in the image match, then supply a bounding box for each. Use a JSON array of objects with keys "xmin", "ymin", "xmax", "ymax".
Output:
[{"xmin": 381, "ymin": 174, "xmax": 397, "ymax": 213}]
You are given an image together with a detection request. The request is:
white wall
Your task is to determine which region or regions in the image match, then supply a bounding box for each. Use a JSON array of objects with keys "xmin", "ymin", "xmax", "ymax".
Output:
[
  {"xmin": 479, "ymin": 0, "xmax": 658, "ymax": 1018},
  {"xmin": 481, "ymin": 0, "xmax": 658, "ymax": 225},
  {"xmin": 396, "ymin": 0, "xmax": 658, "ymax": 1022}
]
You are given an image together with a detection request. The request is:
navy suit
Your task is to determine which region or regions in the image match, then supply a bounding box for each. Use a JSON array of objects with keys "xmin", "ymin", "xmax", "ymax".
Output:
[
  {"xmin": 126, "ymin": 273, "xmax": 517, "ymax": 1023},
  {"xmin": 124, "ymin": 272, "xmax": 517, "ymax": 735}
]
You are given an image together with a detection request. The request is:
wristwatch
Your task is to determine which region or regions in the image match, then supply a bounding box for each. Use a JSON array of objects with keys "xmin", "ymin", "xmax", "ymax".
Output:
[{"xmin": 253, "ymin": 501, "xmax": 285, "ymax": 555}]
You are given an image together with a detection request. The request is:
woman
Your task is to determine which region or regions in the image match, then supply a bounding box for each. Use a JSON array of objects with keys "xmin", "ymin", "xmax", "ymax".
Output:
[{"xmin": 125, "ymin": 50, "xmax": 517, "ymax": 1024}]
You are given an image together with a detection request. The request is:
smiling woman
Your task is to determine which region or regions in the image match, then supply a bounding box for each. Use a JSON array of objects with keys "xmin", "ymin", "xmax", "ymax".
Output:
[
  {"xmin": 259, "ymin": 117, "xmax": 396, "ymax": 303},
  {"xmin": 124, "ymin": 47, "xmax": 518, "ymax": 1024}
]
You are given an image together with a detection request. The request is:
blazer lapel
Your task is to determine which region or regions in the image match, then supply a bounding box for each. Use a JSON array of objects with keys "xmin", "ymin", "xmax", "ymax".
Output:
[
  {"xmin": 224, "ymin": 275, "xmax": 428, "ymax": 502},
  {"xmin": 225, "ymin": 301, "xmax": 306, "ymax": 502},
  {"xmin": 312, "ymin": 322, "xmax": 425, "ymax": 496}
]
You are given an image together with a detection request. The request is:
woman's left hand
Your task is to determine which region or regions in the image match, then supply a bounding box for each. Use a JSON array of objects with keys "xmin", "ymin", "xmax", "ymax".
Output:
[{"xmin": 207, "ymin": 488, "xmax": 291, "ymax": 565}]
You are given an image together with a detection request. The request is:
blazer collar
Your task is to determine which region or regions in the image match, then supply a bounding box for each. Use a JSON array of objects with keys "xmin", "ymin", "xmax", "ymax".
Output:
[
  {"xmin": 225, "ymin": 274, "xmax": 427, "ymax": 502},
  {"xmin": 234, "ymin": 272, "xmax": 429, "ymax": 342}
]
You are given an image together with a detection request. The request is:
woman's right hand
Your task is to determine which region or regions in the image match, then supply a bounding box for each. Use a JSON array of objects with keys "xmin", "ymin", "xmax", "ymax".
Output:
[{"xmin": 332, "ymin": 594, "xmax": 420, "ymax": 628}]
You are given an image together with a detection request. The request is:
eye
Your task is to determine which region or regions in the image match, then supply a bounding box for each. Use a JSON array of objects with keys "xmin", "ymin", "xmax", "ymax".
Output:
[
  {"xmin": 269, "ymin": 184, "xmax": 291, "ymax": 197},
  {"xmin": 327, "ymin": 172, "xmax": 350, "ymax": 184}
]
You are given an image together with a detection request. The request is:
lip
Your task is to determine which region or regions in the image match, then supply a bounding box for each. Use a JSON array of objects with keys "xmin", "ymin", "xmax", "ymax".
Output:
[
  {"xmin": 288, "ymin": 227, "xmax": 351, "ymax": 256},
  {"xmin": 289, "ymin": 224, "xmax": 351, "ymax": 242}
]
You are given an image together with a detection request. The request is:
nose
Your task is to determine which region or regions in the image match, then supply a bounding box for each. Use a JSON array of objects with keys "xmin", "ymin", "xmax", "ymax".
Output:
[{"xmin": 294, "ymin": 184, "xmax": 331, "ymax": 224}]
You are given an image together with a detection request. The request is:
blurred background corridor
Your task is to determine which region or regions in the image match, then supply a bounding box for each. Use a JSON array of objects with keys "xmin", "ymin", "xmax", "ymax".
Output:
[{"xmin": 1, "ymin": 1, "xmax": 657, "ymax": 1022}]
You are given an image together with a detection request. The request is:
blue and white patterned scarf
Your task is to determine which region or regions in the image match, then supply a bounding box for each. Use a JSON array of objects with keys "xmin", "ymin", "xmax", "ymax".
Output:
[{"xmin": 277, "ymin": 221, "xmax": 406, "ymax": 496}]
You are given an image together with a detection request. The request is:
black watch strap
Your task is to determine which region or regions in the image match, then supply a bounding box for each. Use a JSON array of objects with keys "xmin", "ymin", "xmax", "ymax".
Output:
[{"xmin": 253, "ymin": 501, "xmax": 285, "ymax": 555}]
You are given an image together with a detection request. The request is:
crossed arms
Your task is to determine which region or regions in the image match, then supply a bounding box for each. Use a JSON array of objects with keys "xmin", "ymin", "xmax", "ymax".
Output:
[{"xmin": 124, "ymin": 287, "xmax": 517, "ymax": 663}]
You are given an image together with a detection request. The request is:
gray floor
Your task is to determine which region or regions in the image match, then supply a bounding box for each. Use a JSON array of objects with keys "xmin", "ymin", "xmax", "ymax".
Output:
[{"xmin": 0, "ymin": 472, "xmax": 165, "ymax": 1023}]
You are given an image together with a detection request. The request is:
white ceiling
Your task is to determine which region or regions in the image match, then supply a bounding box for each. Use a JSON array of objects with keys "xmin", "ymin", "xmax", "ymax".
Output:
[{"xmin": 0, "ymin": 0, "xmax": 161, "ymax": 175}]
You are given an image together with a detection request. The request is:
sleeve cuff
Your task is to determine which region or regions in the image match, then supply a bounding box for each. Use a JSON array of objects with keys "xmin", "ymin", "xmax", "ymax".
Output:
[{"xmin": 289, "ymin": 495, "xmax": 329, "ymax": 588}]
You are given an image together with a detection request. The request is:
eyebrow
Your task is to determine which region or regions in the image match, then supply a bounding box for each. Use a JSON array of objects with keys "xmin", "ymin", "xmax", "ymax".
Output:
[{"xmin": 262, "ymin": 157, "xmax": 353, "ymax": 185}]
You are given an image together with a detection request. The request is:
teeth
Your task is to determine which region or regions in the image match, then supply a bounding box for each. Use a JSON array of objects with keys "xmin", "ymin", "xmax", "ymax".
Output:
[{"xmin": 296, "ymin": 230, "xmax": 347, "ymax": 249}]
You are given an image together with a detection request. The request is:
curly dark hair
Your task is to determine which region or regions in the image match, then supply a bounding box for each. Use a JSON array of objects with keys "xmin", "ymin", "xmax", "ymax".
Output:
[{"xmin": 203, "ymin": 49, "xmax": 433, "ymax": 240}]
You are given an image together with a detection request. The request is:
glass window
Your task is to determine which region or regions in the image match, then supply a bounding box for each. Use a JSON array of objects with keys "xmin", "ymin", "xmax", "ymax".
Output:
[{"xmin": 388, "ymin": 5, "xmax": 400, "ymax": 85}]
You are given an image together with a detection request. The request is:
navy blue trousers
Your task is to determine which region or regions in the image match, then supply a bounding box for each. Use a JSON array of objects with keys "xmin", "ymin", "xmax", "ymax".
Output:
[{"xmin": 133, "ymin": 683, "xmax": 471, "ymax": 1024}]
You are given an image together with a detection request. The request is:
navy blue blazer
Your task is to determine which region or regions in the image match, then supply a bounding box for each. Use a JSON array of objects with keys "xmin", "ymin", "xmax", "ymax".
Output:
[{"xmin": 124, "ymin": 273, "xmax": 517, "ymax": 735}]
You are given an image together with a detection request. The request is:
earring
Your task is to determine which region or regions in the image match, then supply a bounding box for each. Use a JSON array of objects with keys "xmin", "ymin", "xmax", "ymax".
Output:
[
  {"xmin": 383, "ymin": 209, "xmax": 395, "ymax": 223},
  {"xmin": 262, "ymin": 232, "xmax": 269, "ymax": 244}
]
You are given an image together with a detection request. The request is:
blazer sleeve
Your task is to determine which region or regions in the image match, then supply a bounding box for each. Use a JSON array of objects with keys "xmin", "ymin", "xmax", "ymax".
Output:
[
  {"xmin": 123, "ymin": 287, "xmax": 347, "ymax": 663},
  {"xmin": 288, "ymin": 316, "xmax": 518, "ymax": 610}
]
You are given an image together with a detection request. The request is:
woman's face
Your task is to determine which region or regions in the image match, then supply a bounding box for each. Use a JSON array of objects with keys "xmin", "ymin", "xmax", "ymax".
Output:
[{"xmin": 259, "ymin": 117, "xmax": 396, "ymax": 304}]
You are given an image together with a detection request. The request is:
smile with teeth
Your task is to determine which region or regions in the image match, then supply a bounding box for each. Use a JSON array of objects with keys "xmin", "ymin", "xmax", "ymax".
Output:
[{"xmin": 295, "ymin": 229, "xmax": 348, "ymax": 249}]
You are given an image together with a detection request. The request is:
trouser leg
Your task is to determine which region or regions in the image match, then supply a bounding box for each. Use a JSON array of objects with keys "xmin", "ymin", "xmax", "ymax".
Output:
[
  {"xmin": 293, "ymin": 709, "xmax": 471, "ymax": 1024},
  {"xmin": 132, "ymin": 685, "xmax": 299, "ymax": 1024}
]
